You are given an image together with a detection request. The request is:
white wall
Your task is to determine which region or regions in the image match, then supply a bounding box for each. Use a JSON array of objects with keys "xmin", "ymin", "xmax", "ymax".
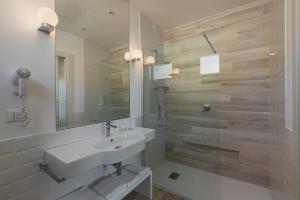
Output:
[
  {"xmin": 129, "ymin": 1, "xmax": 143, "ymax": 121},
  {"xmin": 0, "ymin": 0, "xmax": 144, "ymax": 199},
  {"xmin": 0, "ymin": 0, "xmax": 56, "ymax": 140},
  {"xmin": 0, "ymin": 0, "xmax": 144, "ymax": 139},
  {"xmin": 296, "ymin": 0, "xmax": 300, "ymax": 196}
]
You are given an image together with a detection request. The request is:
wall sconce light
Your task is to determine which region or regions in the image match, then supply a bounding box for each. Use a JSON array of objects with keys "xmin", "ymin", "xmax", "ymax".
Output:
[
  {"xmin": 124, "ymin": 51, "xmax": 131, "ymax": 62},
  {"xmin": 145, "ymin": 56, "xmax": 156, "ymax": 65},
  {"xmin": 132, "ymin": 49, "xmax": 143, "ymax": 62},
  {"xmin": 37, "ymin": 7, "xmax": 58, "ymax": 34},
  {"xmin": 124, "ymin": 49, "xmax": 143, "ymax": 63},
  {"xmin": 169, "ymin": 68, "xmax": 180, "ymax": 77}
]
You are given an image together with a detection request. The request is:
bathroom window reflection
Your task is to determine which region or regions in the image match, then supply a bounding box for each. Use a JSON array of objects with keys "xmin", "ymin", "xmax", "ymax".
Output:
[
  {"xmin": 200, "ymin": 54, "xmax": 220, "ymax": 75},
  {"xmin": 153, "ymin": 63, "xmax": 172, "ymax": 80}
]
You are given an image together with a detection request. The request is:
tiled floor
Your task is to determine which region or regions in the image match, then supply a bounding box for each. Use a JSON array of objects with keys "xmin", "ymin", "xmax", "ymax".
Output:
[
  {"xmin": 123, "ymin": 185, "xmax": 188, "ymax": 200},
  {"xmin": 152, "ymin": 161, "xmax": 273, "ymax": 200}
]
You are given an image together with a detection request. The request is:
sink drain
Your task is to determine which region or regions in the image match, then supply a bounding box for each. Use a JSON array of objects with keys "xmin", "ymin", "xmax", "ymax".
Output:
[
  {"xmin": 169, "ymin": 172, "xmax": 180, "ymax": 180},
  {"xmin": 115, "ymin": 146, "xmax": 122, "ymax": 149}
]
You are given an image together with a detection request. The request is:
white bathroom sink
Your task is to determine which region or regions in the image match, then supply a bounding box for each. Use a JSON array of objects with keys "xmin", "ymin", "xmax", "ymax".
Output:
[
  {"xmin": 44, "ymin": 128, "xmax": 154, "ymax": 179},
  {"xmin": 93, "ymin": 132, "xmax": 146, "ymax": 164}
]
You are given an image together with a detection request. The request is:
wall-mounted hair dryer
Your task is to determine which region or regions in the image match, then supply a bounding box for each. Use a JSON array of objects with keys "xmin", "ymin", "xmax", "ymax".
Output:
[
  {"xmin": 12, "ymin": 68, "xmax": 31, "ymax": 97},
  {"xmin": 10, "ymin": 68, "xmax": 32, "ymax": 127}
]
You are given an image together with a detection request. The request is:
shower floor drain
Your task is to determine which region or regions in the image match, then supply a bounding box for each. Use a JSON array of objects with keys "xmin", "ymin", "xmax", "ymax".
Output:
[{"xmin": 169, "ymin": 172, "xmax": 180, "ymax": 180}]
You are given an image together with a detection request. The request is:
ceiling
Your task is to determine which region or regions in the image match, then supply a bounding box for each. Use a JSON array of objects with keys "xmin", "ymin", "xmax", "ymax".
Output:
[
  {"xmin": 132, "ymin": 0, "xmax": 256, "ymax": 30},
  {"xmin": 56, "ymin": 0, "xmax": 256, "ymax": 49},
  {"xmin": 56, "ymin": 0, "xmax": 129, "ymax": 49}
]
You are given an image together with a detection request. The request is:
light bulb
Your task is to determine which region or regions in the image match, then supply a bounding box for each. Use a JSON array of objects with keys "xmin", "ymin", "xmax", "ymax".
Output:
[
  {"xmin": 37, "ymin": 7, "xmax": 58, "ymax": 33},
  {"xmin": 132, "ymin": 49, "xmax": 143, "ymax": 60},
  {"xmin": 171, "ymin": 68, "xmax": 180, "ymax": 76},
  {"xmin": 37, "ymin": 7, "xmax": 58, "ymax": 26},
  {"xmin": 145, "ymin": 56, "xmax": 155, "ymax": 65},
  {"xmin": 124, "ymin": 51, "xmax": 130, "ymax": 61},
  {"xmin": 172, "ymin": 68, "xmax": 180, "ymax": 75}
]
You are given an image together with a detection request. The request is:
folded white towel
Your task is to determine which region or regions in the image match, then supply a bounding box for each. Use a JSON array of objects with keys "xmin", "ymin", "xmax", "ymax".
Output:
[
  {"xmin": 91, "ymin": 169, "xmax": 145, "ymax": 199},
  {"xmin": 67, "ymin": 165, "xmax": 151, "ymax": 200},
  {"xmin": 92, "ymin": 174, "xmax": 127, "ymax": 200},
  {"xmin": 124, "ymin": 164, "xmax": 150, "ymax": 178},
  {"xmin": 120, "ymin": 170, "xmax": 140, "ymax": 189}
]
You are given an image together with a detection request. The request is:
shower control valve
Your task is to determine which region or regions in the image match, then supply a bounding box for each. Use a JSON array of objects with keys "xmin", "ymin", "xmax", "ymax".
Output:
[{"xmin": 201, "ymin": 104, "xmax": 211, "ymax": 112}]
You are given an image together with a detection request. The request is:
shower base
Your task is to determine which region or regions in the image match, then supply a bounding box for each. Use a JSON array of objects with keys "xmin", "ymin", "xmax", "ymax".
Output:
[{"xmin": 152, "ymin": 161, "xmax": 272, "ymax": 200}]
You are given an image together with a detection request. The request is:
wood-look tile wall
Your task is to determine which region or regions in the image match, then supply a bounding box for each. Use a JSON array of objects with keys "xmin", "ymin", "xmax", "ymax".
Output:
[
  {"xmin": 158, "ymin": 3, "xmax": 272, "ymax": 186},
  {"xmin": 269, "ymin": 0, "xmax": 298, "ymax": 199}
]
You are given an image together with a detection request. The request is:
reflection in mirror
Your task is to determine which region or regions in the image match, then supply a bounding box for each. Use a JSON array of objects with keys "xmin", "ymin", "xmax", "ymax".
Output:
[{"xmin": 55, "ymin": 0, "xmax": 129, "ymax": 130}]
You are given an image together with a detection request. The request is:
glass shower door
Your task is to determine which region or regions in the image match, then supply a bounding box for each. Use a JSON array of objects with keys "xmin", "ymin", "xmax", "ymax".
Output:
[
  {"xmin": 143, "ymin": 28, "xmax": 222, "ymax": 200},
  {"xmin": 140, "ymin": 1, "xmax": 273, "ymax": 199}
]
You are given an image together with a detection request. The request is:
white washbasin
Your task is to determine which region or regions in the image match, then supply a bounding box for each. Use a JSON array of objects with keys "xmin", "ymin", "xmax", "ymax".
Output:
[
  {"xmin": 44, "ymin": 128, "xmax": 154, "ymax": 179},
  {"xmin": 93, "ymin": 132, "xmax": 145, "ymax": 164}
]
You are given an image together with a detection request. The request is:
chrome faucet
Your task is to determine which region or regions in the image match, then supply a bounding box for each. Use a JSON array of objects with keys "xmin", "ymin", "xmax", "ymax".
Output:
[{"xmin": 106, "ymin": 121, "xmax": 117, "ymax": 137}]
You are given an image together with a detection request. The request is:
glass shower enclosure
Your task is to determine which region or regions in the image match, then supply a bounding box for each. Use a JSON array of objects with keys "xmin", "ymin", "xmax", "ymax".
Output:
[
  {"xmin": 143, "ymin": 27, "xmax": 222, "ymax": 199},
  {"xmin": 142, "ymin": 2, "xmax": 271, "ymax": 199}
]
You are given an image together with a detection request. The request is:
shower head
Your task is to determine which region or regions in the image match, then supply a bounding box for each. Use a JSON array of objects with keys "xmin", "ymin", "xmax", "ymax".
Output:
[{"xmin": 203, "ymin": 33, "xmax": 217, "ymax": 54}]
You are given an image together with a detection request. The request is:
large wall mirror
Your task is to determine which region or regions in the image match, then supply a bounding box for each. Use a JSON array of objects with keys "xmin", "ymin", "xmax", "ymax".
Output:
[{"xmin": 55, "ymin": 0, "xmax": 130, "ymax": 130}]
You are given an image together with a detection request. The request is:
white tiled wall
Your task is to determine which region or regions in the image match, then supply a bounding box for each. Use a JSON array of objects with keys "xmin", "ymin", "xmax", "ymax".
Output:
[
  {"xmin": 0, "ymin": 125, "xmax": 96, "ymax": 200},
  {"xmin": 0, "ymin": 122, "xmax": 142, "ymax": 200}
]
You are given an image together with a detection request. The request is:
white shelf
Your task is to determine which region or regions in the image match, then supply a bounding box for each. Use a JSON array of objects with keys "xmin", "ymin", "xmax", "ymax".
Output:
[{"xmin": 60, "ymin": 165, "xmax": 152, "ymax": 200}]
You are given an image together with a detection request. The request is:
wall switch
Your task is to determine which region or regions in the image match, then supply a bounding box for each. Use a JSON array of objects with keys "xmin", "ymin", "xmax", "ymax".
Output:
[{"xmin": 6, "ymin": 109, "xmax": 22, "ymax": 123}]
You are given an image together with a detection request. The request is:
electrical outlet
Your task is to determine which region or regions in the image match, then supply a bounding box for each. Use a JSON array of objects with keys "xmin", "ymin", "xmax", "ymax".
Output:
[{"xmin": 6, "ymin": 109, "xmax": 22, "ymax": 123}]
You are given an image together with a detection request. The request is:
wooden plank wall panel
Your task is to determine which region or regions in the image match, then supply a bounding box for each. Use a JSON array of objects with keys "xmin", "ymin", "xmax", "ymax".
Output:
[
  {"xmin": 159, "ymin": 3, "xmax": 272, "ymax": 186},
  {"xmin": 269, "ymin": 0, "xmax": 297, "ymax": 199}
]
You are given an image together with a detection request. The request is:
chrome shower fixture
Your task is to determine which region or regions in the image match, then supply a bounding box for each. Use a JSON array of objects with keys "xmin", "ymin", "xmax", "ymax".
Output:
[
  {"xmin": 153, "ymin": 86, "xmax": 169, "ymax": 128},
  {"xmin": 203, "ymin": 33, "xmax": 217, "ymax": 54}
]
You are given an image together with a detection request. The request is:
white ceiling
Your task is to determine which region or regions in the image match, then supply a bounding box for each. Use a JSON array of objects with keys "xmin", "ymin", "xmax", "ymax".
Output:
[
  {"xmin": 56, "ymin": 0, "xmax": 129, "ymax": 49},
  {"xmin": 132, "ymin": 0, "xmax": 256, "ymax": 30},
  {"xmin": 56, "ymin": 0, "xmax": 256, "ymax": 49}
]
